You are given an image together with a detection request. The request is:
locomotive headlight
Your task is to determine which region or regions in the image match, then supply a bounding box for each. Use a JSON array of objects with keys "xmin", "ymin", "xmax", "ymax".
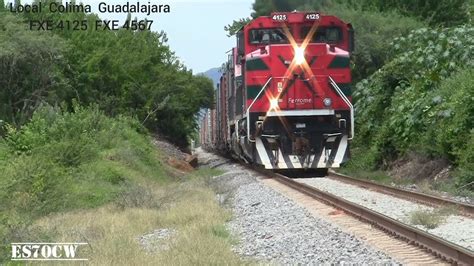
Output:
[
  {"xmin": 294, "ymin": 46, "xmax": 305, "ymax": 65},
  {"xmin": 323, "ymin": 97, "xmax": 332, "ymax": 107},
  {"xmin": 269, "ymin": 98, "xmax": 279, "ymax": 109}
]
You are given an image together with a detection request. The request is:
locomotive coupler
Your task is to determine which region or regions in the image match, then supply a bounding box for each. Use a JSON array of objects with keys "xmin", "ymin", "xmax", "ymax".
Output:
[{"xmin": 292, "ymin": 134, "xmax": 311, "ymax": 169}]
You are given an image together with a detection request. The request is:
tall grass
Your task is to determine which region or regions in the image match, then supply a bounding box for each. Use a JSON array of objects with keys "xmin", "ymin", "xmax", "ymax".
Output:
[{"xmin": 20, "ymin": 171, "xmax": 244, "ymax": 265}]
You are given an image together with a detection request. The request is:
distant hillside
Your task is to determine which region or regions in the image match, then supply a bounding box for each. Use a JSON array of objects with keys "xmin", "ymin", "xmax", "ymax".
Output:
[
  {"xmin": 196, "ymin": 67, "xmax": 221, "ymax": 122},
  {"xmin": 200, "ymin": 67, "xmax": 221, "ymax": 88}
]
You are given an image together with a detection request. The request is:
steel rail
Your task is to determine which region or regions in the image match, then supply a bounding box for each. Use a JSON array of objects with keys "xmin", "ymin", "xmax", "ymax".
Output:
[
  {"xmin": 328, "ymin": 171, "xmax": 474, "ymax": 217},
  {"xmin": 262, "ymin": 170, "xmax": 474, "ymax": 265}
]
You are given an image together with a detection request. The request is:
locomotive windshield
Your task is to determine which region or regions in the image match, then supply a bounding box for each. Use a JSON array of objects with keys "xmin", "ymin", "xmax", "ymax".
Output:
[
  {"xmin": 301, "ymin": 26, "xmax": 342, "ymax": 43},
  {"xmin": 249, "ymin": 28, "xmax": 289, "ymax": 44}
]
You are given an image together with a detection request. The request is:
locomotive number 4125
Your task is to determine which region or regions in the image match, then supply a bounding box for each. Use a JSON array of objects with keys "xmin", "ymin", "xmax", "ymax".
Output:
[
  {"xmin": 272, "ymin": 14, "xmax": 287, "ymax": 21},
  {"xmin": 305, "ymin": 13, "xmax": 320, "ymax": 20},
  {"xmin": 272, "ymin": 13, "xmax": 320, "ymax": 21}
]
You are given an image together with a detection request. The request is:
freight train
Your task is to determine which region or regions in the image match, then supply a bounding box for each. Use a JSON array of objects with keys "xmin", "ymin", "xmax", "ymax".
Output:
[{"xmin": 200, "ymin": 11, "xmax": 354, "ymax": 174}]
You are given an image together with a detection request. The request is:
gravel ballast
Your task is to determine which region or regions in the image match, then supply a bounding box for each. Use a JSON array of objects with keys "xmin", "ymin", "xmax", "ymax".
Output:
[
  {"xmin": 197, "ymin": 149, "xmax": 397, "ymax": 264},
  {"xmin": 298, "ymin": 178, "xmax": 474, "ymax": 251}
]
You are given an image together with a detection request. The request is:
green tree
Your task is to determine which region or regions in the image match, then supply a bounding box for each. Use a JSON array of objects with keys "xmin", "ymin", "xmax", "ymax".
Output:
[
  {"xmin": 334, "ymin": 0, "xmax": 470, "ymax": 27},
  {"xmin": 224, "ymin": 17, "xmax": 251, "ymax": 36},
  {"xmin": 0, "ymin": 14, "xmax": 68, "ymax": 126},
  {"xmin": 251, "ymin": 0, "xmax": 308, "ymax": 17},
  {"xmin": 62, "ymin": 22, "xmax": 214, "ymax": 145}
]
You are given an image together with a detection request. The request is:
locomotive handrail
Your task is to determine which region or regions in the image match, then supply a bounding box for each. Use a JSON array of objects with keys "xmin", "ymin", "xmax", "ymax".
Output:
[
  {"xmin": 328, "ymin": 76, "xmax": 354, "ymax": 140},
  {"xmin": 247, "ymin": 77, "xmax": 273, "ymax": 142}
]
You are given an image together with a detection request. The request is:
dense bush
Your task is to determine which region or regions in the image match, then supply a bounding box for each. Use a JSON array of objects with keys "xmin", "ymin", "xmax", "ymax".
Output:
[
  {"xmin": 423, "ymin": 70, "xmax": 473, "ymax": 156},
  {"xmin": 333, "ymin": 0, "xmax": 471, "ymax": 27},
  {"xmin": 0, "ymin": 106, "xmax": 167, "ymax": 220},
  {"xmin": 353, "ymin": 26, "xmax": 474, "ymax": 185},
  {"xmin": 0, "ymin": 14, "xmax": 69, "ymax": 126},
  {"xmin": 424, "ymin": 69, "xmax": 474, "ymax": 187},
  {"xmin": 456, "ymin": 133, "xmax": 474, "ymax": 188},
  {"xmin": 0, "ymin": 106, "xmax": 170, "ymax": 259}
]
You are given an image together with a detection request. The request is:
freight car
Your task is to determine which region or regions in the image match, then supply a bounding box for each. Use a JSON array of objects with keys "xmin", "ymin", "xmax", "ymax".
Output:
[{"xmin": 202, "ymin": 11, "xmax": 354, "ymax": 174}]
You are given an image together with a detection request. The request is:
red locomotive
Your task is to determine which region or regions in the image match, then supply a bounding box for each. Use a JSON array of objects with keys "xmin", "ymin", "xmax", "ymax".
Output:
[{"xmin": 202, "ymin": 11, "xmax": 354, "ymax": 174}]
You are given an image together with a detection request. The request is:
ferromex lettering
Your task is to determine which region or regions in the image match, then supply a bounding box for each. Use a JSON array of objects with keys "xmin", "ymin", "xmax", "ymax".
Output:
[{"xmin": 11, "ymin": 243, "xmax": 88, "ymax": 261}]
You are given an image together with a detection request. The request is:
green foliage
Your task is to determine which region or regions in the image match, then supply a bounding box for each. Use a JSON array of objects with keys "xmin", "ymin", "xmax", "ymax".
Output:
[
  {"xmin": 0, "ymin": 14, "xmax": 69, "ymax": 126},
  {"xmin": 409, "ymin": 207, "xmax": 452, "ymax": 229},
  {"xmin": 470, "ymin": 0, "xmax": 474, "ymax": 23},
  {"xmin": 334, "ymin": 0, "xmax": 470, "ymax": 27},
  {"xmin": 251, "ymin": 0, "xmax": 330, "ymax": 17},
  {"xmin": 322, "ymin": 5, "xmax": 424, "ymax": 82},
  {"xmin": 423, "ymin": 69, "xmax": 474, "ymax": 156},
  {"xmin": 224, "ymin": 17, "xmax": 252, "ymax": 37},
  {"xmin": 424, "ymin": 69, "xmax": 474, "ymax": 188},
  {"xmin": 294, "ymin": 0, "xmax": 332, "ymax": 11},
  {"xmin": 252, "ymin": 0, "xmax": 290, "ymax": 17},
  {"xmin": 65, "ymin": 25, "xmax": 214, "ymax": 146},
  {"xmin": 456, "ymin": 133, "xmax": 474, "ymax": 189},
  {"xmin": 0, "ymin": 106, "xmax": 167, "ymax": 220},
  {"xmin": 354, "ymin": 26, "xmax": 474, "ymax": 186}
]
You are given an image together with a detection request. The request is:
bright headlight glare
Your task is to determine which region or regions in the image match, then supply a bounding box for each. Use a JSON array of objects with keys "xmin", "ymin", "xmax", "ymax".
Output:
[
  {"xmin": 323, "ymin": 97, "xmax": 332, "ymax": 107},
  {"xmin": 269, "ymin": 98, "xmax": 279, "ymax": 109},
  {"xmin": 294, "ymin": 46, "xmax": 305, "ymax": 65}
]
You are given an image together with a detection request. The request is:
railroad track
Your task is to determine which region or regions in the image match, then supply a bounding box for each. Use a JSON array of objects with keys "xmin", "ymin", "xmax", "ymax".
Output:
[
  {"xmin": 260, "ymin": 170, "xmax": 474, "ymax": 265},
  {"xmin": 328, "ymin": 171, "xmax": 474, "ymax": 217}
]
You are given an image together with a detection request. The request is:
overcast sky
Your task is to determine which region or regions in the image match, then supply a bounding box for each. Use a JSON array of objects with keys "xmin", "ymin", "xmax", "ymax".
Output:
[
  {"xmin": 144, "ymin": 0, "xmax": 253, "ymax": 73},
  {"xmin": 8, "ymin": 0, "xmax": 254, "ymax": 73}
]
